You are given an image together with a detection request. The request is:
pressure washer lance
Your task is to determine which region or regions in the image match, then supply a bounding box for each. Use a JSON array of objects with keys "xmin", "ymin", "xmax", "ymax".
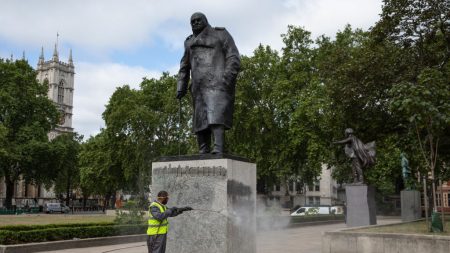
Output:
[
  {"xmin": 175, "ymin": 207, "xmax": 226, "ymax": 216},
  {"xmin": 190, "ymin": 208, "xmax": 228, "ymax": 217},
  {"xmin": 177, "ymin": 206, "xmax": 194, "ymax": 213}
]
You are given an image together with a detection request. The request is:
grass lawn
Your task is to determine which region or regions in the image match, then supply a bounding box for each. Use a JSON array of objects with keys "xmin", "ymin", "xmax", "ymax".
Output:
[
  {"xmin": 353, "ymin": 219, "xmax": 450, "ymax": 236},
  {"xmin": 0, "ymin": 214, "xmax": 115, "ymax": 226}
]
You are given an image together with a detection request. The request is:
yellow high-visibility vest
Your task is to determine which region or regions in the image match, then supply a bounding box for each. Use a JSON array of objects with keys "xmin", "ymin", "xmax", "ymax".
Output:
[{"xmin": 147, "ymin": 201, "xmax": 169, "ymax": 235}]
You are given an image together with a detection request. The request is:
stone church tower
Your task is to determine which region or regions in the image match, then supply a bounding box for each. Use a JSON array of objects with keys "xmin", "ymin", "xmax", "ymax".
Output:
[{"xmin": 36, "ymin": 45, "xmax": 75, "ymax": 139}]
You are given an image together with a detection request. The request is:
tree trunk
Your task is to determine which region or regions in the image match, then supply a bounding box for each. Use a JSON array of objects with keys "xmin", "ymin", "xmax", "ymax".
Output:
[
  {"xmin": 82, "ymin": 195, "xmax": 87, "ymax": 211},
  {"xmin": 429, "ymin": 133, "xmax": 438, "ymax": 211},
  {"xmin": 65, "ymin": 173, "xmax": 71, "ymax": 206},
  {"xmin": 283, "ymin": 178, "xmax": 290, "ymax": 196},
  {"xmin": 103, "ymin": 192, "xmax": 111, "ymax": 213},
  {"xmin": 4, "ymin": 176, "xmax": 14, "ymax": 210},
  {"xmin": 111, "ymin": 192, "xmax": 116, "ymax": 209}
]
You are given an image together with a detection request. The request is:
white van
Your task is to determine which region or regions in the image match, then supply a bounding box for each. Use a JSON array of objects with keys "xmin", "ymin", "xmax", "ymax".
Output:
[
  {"xmin": 44, "ymin": 203, "xmax": 70, "ymax": 214},
  {"xmin": 290, "ymin": 206, "xmax": 331, "ymax": 216}
]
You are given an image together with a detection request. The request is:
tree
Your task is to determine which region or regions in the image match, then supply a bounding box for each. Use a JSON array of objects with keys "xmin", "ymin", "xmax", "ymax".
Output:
[
  {"xmin": 228, "ymin": 27, "xmax": 330, "ymax": 193},
  {"xmin": 93, "ymin": 73, "xmax": 193, "ymax": 207},
  {"xmin": 227, "ymin": 45, "xmax": 286, "ymax": 191},
  {"xmin": 79, "ymin": 130, "xmax": 120, "ymax": 210},
  {"xmin": 390, "ymin": 67, "xmax": 450, "ymax": 207},
  {"xmin": 0, "ymin": 59, "xmax": 59, "ymax": 209},
  {"xmin": 310, "ymin": 24, "xmax": 418, "ymax": 194},
  {"xmin": 374, "ymin": 0, "xmax": 450, "ymax": 209},
  {"xmin": 51, "ymin": 133, "xmax": 83, "ymax": 206}
]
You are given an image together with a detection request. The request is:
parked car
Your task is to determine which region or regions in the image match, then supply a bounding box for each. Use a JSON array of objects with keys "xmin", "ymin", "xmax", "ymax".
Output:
[
  {"xmin": 330, "ymin": 205, "xmax": 344, "ymax": 215},
  {"xmin": 44, "ymin": 203, "xmax": 70, "ymax": 214},
  {"xmin": 290, "ymin": 205, "xmax": 345, "ymax": 216},
  {"xmin": 290, "ymin": 205, "xmax": 301, "ymax": 213},
  {"xmin": 291, "ymin": 206, "xmax": 330, "ymax": 216}
]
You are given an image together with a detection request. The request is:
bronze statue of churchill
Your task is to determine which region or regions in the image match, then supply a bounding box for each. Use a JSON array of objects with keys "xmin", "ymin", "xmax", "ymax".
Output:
[{"xmin": 176, "ymin": 12, "xmax": 241, "ymax": 154}]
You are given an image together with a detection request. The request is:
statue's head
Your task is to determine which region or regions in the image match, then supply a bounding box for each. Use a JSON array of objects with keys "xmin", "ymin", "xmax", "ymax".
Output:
[
  {"xmin": 344, "ymin": 128, "xmax": 354, "ymax": 137},
  {"xmin": 190, "ymin": 12, "xmax": 209, "ymax": 35}
]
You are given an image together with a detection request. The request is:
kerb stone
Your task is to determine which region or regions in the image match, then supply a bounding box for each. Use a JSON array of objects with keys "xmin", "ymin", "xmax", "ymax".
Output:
[{"xmin": 152, "ymin": 156, "xmax": 256, "ymax": 253}]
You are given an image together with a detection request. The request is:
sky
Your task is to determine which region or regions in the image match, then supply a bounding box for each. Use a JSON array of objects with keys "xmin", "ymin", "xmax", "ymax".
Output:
[{"xmin": 0, "ymin": 0, "xmax": 384, "ymax": 139}]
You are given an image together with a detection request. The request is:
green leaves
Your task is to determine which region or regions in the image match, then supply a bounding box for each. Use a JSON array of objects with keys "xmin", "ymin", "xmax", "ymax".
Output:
[
  {"xmin": 80, "ymin": 74, "xmax": 194, "ymax": 202},
  {"xmin": 51, "ymin": 133, "xmax": 82, "ymax": 204},
  {"xmin": 0, "ymin": 59, "xmax": 60, "ymax": 208}
]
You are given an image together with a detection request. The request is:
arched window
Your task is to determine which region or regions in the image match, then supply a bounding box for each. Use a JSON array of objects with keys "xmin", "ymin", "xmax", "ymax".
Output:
[{"xmin": 57, "ymin": 80, "xmax": 65, "ymax": 104}]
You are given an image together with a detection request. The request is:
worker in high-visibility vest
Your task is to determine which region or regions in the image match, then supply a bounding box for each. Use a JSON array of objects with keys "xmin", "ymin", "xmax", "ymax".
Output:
[{"xmin": 147, "ymin": 190, "xmax": 192, "ymax": 253}]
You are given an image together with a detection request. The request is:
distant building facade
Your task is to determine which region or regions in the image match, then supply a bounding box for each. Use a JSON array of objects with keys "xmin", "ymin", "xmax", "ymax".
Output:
[
  {"xmin": 437, "ymin": 180, "xmax": 450, "ymax": 213},
  {"xmin": 269, "ymin": 164, "xmax": 341, "ymax": 208},
  {"xmin": 0, "ymin": 45, "xmax": 75, "ymax": 208}
]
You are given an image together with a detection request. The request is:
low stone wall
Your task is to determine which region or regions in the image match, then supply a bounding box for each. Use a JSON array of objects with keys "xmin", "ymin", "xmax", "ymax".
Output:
[
  {"xmin": 322, "ymin": 225, "xmax": 450, "ymax": 253},
  {"xmin": 257, "ymin": 215, "xmax": 344, "ymax": 230},
  {"xmin": 0, "ymin": 234, "xmax": 146, "ymax": 253}
]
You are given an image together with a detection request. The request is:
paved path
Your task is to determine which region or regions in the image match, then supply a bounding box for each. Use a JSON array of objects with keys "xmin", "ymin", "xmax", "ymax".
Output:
[{"xmin": 40, "ymin": 218, "xmax": 401, "ymax": 253}]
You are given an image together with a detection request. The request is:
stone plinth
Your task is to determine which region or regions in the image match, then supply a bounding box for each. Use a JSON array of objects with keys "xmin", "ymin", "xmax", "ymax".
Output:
[
  {"xmin": 152, "ymin": 154, "xmax": 256, "ymax": 253},
  {"xmin": 345, "ymin": 184, "xmax": 377, "ymax": 227},
  {"xmin": 401, "ymin": 190, "xmax": 421, "ymax": 222}
]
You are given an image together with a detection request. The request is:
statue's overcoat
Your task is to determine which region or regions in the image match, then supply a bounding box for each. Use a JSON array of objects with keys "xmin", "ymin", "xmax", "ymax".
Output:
[{"xmin": 177, "ymin": 25, "xmax": 240, "ymax": 132}]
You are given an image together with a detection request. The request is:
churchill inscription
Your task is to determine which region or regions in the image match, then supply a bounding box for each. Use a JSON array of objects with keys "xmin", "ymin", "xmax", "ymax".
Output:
[{"xmin": 152, "ymin": 164, "xmax": 227, "ymax": 177}]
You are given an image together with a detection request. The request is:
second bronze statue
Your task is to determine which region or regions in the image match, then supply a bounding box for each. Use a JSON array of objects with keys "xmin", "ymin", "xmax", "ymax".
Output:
[
  {"xmin": 333, "ymin": 128, "xmax": 376, "ymax": 184},
  {"xmin": 176, "ymin": 12, "xmax": 241, "ymax": 154}
]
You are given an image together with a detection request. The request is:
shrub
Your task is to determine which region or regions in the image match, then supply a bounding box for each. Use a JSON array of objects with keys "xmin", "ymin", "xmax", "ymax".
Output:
[
  {"xmin": 114, "ymin": 201, "xmax": 146, "ymax": 225},
  {"xmin": 291, "ymin": 214, "xmax": 344, "ymax": 224},
  {"xmin": 0, "ymin": 222, "xmax": 114, "ymax": 232},
  {"xmin": 0, "ymin": 224, "xmax": 147, "ymax": 245}
]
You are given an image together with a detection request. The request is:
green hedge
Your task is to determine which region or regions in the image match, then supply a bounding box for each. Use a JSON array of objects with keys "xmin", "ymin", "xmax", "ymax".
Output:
[
  {"xmin": 291, "ymin": 214, "xmax": 345, "ymax": 223},
  {"xmin": 0, "ymin": 223, "xmax": 147, "ymax": 245},
  {"xmin": 0, "ymin": 222, "xmax": 115, "ymax": 232},
  {"xmin": 0, "ymin": 208, "xmax": 40, "ymax": 215}
]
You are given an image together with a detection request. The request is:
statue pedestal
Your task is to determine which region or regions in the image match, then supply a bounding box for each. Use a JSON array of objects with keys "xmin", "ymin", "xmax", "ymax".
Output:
[
  {"xmin": 345, "ymin": 184, "xmax": 377, "ymax": 227},
  {"xmin": 401, "ymin": 190, "xmax": 422, "ymax": 222},
  {"xmin": 152, "ymin": 154, "xmax": 256, "ymax": 253}
]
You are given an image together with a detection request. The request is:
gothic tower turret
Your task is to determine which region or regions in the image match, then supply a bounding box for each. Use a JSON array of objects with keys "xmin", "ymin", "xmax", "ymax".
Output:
[{"xmin": 36, "ymin": 45, "xmax": 75, "ymax": 140}]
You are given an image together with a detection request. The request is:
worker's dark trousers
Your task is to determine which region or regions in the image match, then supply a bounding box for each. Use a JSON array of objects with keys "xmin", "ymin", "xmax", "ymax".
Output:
[{"xmin": 147, "ymin": 234, "xmax": 167, "ymax": 253}]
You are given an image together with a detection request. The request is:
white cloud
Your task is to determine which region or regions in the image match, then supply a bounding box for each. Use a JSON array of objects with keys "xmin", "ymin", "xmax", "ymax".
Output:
[
  {"xmin": 72, "ymin": 62, "xmax": 161, "ymax": 138},
  {"xmin": 0, "ymin": 0, "xmax": 384, "ymax": 137},
  {"xmin": 0, "ymin": 0, "xmax": 383, "ymax": 56}
]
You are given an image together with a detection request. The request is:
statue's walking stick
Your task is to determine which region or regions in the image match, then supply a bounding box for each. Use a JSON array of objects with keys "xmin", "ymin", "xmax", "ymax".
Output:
[{"xmin": 178, "ymin": 98, "xmax": 182, "ymax": 156}]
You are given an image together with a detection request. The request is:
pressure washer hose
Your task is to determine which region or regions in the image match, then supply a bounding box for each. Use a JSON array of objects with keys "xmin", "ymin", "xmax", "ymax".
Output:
[{"xmin": 101, "ymin": 244, "xmax": 146, "ymax": 253}]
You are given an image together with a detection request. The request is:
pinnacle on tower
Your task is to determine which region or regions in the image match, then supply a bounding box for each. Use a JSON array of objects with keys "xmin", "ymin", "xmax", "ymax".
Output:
[
  {"xmin": 68, "ymin": 48, "xmax": 73, "ymax": 66},
  {"xmin": 52, "ymin": 43, "xmax": 59, "ymax": 62},
  {"xmin": 38, "ymin": 47, "xmax": 44, "ymax": 66}
]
